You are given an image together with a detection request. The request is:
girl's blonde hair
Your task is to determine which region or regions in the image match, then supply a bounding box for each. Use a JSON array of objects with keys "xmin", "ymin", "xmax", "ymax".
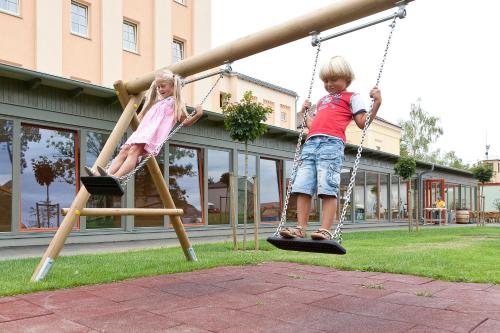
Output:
[
  {"xmin": 142, "ymin": 70, "xmax": 187, "ymax": 121},
  {"xmin": 319, "ymin": 56, "xmax": 355, "ymax": 87}
]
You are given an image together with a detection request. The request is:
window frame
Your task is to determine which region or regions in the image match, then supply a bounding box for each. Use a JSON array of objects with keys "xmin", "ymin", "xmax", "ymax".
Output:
[
  {"xmin": 0, "ymin": 0, "xmax": 20, "ymax": 16},
  {"xmin": 173, "ymin": 0, "xmax": 187, "ymax": 6},
  {"xmin": 70, "ymin": 1, "xmax": 89, "ymax": 38},
  {"xmin": 122, "ymin": 20, "xmax": 138, "ymax": 53},
  {"xmin": 172, "ymin": 39, "xmax": 185, "ymax": 63}
]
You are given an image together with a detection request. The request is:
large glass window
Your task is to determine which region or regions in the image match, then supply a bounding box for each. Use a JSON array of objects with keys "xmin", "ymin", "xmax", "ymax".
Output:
[
  {"xmin": 259, "ymin": 158, "xmax": 282, "ymax": 223},
  {"xmin": 85, "ymin": 132, "xmax": 123, "ymax": 229},
  {"xmin": 0, "ymin": 119, "xmax": 13, "ymax": 232},
  {"xmin": 169, "ymin": 145, "xmax": 203, "ymax": 225},
  {"xmin": 285, "ymin": 160, "xmax": 297, "ymax": 222},
  {"xmin": 390, "ymin": 175, "xmax": 400, "ymax": 220},
  {"xmin": 0, "ymin": 0, "xmax": 19, "ymax": 15},
  {"xmin": 366, "ymin": 172, "xmax": 379, "ymax": 221},
  {"xmin": 207, "ymin": 149, "xmax": 230, "ymax": 225},
  {"xmin": 172, "ymin": 39, "xmax": 184, "ymax": 63},
  {"xmin": 71, "ymin": 2, "xmax": 88, "ymax": 37},
  {"xmin": 354, "ymin": 171, "xmax": 365, "ymax": 221},
  {"xmin": 338, "ymin": 168, "xmax": 352, "ymax": 223},
  {"xmin": 238, "ymin": 153, "xmax": 256, "ymax": 224},
  {"xmin": 20, "ymin": 125, "xmax": 77, "ymax": 230},
  {"xmin": 135, "ymin": 154, "xmax": 165, "ymax": 227}
]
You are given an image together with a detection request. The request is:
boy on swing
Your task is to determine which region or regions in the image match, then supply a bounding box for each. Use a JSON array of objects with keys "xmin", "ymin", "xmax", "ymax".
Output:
[{"xmin": 280, "ymin": 56, "xmax": 382, "ymax": 240}]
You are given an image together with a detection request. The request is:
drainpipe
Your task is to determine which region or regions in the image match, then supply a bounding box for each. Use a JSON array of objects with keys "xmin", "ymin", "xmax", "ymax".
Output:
[{"xmin": 418, "ymin": 163, "xmax": 435, "ymax": 225}]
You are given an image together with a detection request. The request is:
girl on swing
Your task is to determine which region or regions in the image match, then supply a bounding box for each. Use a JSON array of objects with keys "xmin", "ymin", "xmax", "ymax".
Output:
[
  {"xmin": 85, "ymin": 70, "xmax": 204, "ymax": 178},
  {"xmin": 280, "ymin": 56, "xmax": 382, "ymax": 240}
]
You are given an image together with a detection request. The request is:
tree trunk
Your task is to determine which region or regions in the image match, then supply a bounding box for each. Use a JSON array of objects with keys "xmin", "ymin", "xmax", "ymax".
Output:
[
  {"xmin": 408, "ymin": 180, "xmax": 412, "ymax": 232},
  {"xmin": 243, "ymin": 142, "xmax": 248, "ymax": 250}
]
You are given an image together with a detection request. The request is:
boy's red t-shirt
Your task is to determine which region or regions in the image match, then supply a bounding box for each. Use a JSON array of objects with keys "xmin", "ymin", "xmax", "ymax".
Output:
[{"xmin": 307, "ymin": 91, "xmax": 366, "ymax": 142}]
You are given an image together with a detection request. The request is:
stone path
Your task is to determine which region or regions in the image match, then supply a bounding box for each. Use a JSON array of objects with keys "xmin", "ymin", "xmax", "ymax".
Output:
[{"xmin": 0, "ymin": 262, "xmax": 499, "ymax": 332}]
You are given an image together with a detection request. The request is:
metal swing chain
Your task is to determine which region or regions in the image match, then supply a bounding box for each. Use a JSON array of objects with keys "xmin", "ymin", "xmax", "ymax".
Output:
[
  {"xmin": 275, "ymin": 39, "xmax": 322, "ymax": 236},
  {"xmin": 333, "ymin": 15, "xmax": 399, "ymax": 242},
  {"xmin": 117, "ymin": 71, "xmax": 225, "ymax": 187}
]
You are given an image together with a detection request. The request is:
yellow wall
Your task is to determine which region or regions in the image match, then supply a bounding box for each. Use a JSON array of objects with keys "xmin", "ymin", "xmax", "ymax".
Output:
[
  {"xmin": 0, "ymin": 0, "xmax": 35, "ymax": 68},
  {"xmin": 484, "ymin": 160, "xmax": 500, "ymax": 183},
  {"xmin": 345, "ymin": 119, "xmax": 401, "ymax": 155}
]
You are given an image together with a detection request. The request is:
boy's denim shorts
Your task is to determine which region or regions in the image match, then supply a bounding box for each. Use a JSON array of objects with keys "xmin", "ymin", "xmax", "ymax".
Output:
[{"xmin": 291, "ymin": 135, "xmax": 344, "ymax": 198}]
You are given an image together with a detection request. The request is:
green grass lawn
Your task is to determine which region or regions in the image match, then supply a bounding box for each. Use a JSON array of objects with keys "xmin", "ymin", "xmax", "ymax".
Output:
[{"xmin": 1, "ymin": 226, "xmax": 499, "ymax": 297}]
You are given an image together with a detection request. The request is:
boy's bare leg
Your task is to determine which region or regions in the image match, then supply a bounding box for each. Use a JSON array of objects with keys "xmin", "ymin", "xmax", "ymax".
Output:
[
  {"xmin": 320, "ymin": 196, "xmax": 338, "ymax": 230},
  {"xmin": 296, "ymin": 194, "xmax": 312, "ymax": 229}
]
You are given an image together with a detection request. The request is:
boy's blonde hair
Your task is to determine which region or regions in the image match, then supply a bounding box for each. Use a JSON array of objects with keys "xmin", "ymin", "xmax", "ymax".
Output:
[
  {"xmin": 142, "ymin": 70, "xmax": 187, "ymax": 121},
  {"xmin": 319, "ymin": 56, "xmax": 355, "ymax": 87}
]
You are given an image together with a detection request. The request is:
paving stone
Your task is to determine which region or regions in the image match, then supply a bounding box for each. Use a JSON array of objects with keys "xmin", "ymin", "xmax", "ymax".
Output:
[
  {"xmin": 379, "ymin": 291, "xmax": 457, "ymax": 309},
  {"xmin": 159, "ymin": 281, "xmax": 226, "ymax": 298},
  {"xmin": 405, "ymin": 325, "xmax": 454, "ymax": 333},
  {"xmin": 424, "ymin": 280, "xmax": 493, "ymax": 291},
  {"xmin": 220, "ymin": 319, "xmax": 325, "ymax": 333},
  {"xmin": 335, "ymin": 283, "xmax": 396, "ymax": 299},
  {"xmin": 0, "ymin": 296, "xmax": 17, "ymax": 304},
  {"xmin": 256, "ymin": 286, "xmax": 338, "ymax": 305},
  {"xmin": 0, "ymin": 299, "xmax": 52, "ymax": 322},
  {"xmin": 83, "ymin": 282, "xmax": 159, "ymax": 302},
  {"xmin": 162, "ymin": 306, "xmax": 264, "ymax": 332},
  {"xmin": 214, "ymin": 278, "xmax": 283, "ymax": 295},
  {"xmin": 123, "ymin": 275, "xmax": 187, "ymax": 289},
  {"xmin": 75, "ymin": 308, "xmax": 180, "ymax": 333},
  {"xmin": 385, "ymin": 305, "xmax": 487, "ymax": 333},
  {"xmin": 118, "ymin": 292, "xmax": 193, "ymax": 315},
  {"xmin": 18, "ymin": 289, "xmax": 97, "ymax": 309},
  {"xmin": 50, "ymin": 296, "xmax": 133, "ymax": 321},
  {"xmin": 470, "ymin": 319, "xmax": 500, "ymax": 333},
  {"xmin": 0, "ymin": 314, "xmax": 95, "ymax": 332},
  {"xmin": 311, "ymin": 294, "xmax": 403, "ymax": 319},
  {"xmin": 161, "ymin": 324, "xmax": 214, "ymax": 333},
  {"xmin": 382, "ymin": 280, "xmax": 449, "ymax": 294},
  {"xmin": 311, "ymin": 311, "xmax": 414, "ymax": 333},
  {"xmin": 369, "ymin": 272, "xmax": 434, "ymax": 285}
]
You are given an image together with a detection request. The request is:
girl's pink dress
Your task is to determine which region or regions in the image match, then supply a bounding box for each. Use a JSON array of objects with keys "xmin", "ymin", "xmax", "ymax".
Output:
[{"xmin": 123, "ymin": 96, "xmax": 177, "ymax": 156}]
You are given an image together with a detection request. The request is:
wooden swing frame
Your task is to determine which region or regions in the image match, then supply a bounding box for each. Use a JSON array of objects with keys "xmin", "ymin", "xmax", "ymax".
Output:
[{"xmin": 31, "ymin": 0, "xmax": 413, "ymax": 282}]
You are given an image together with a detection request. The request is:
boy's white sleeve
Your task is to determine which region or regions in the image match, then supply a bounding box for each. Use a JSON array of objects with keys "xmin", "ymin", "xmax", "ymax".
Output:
[{"xmin": 350, "ymin": 93, "xmax": 366, "ymax": 115}]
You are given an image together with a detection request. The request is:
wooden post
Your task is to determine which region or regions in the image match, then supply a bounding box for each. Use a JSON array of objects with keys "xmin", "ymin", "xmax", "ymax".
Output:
[
  {"xmin": 31, "ymin": 95, "xmax": 144, "ymax": 282},
  {"xmin": 124, "ymin": 0, "xmax": 413, "ymax": 95},
  {"xmin": 230, "ymin": 172, "xmax": 238, "ymax": 250},
  {"xmin": 62, "ymin": 208, "xmax": 184, "ymax": 216},
  {"xmin": 253, "ymin": 176, "xmax": 259, "ymax": 250}
]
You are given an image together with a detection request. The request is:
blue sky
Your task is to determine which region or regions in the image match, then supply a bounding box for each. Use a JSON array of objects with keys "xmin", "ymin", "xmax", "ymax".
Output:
[{"xmin": 212, "ymin": 0, "xmax": 500, "ymax": 165}]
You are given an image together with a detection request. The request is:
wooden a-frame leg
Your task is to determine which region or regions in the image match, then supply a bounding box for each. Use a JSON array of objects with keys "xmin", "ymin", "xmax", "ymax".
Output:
[{"xmin": 30, "ymin": 95, "xmax": 144, "ymax": 282}]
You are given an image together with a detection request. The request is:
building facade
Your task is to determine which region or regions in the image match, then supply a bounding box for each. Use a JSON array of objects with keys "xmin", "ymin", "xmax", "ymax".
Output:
[
  {"xmin": 0, "ymin": 0, "xmax": 214, "ymax": 110},
  {"xmin": 0, "ymin": 65, "xmax": 479, "ymax": 247},
  {"xmin": 217, "ymin": 72, "xmax": 298, "ymax": 131}
]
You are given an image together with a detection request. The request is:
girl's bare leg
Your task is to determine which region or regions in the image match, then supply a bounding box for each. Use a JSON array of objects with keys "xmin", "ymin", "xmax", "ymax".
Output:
[
  {"xmin": 113, "ymin": 144, "xmax": 145, "ymax": 177},
  {"xmin": 108, "ymin": 146, "xmax": 130, "ymax": 175}
]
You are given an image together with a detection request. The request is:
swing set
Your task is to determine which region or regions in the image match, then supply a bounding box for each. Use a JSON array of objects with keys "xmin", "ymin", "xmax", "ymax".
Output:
[{"xmin": 31, "ymin": 0, "xmax": 414, "ymax": 282}]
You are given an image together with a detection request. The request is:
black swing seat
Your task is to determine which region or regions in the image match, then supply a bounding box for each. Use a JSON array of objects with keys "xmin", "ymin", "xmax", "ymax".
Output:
[
  {"xmin": 267, "ymin": 236, "xmax": 346, "ymax": 255},
  {"xmin": 81, "ymin": 176, "xmax": 124, "ymax": 196}
]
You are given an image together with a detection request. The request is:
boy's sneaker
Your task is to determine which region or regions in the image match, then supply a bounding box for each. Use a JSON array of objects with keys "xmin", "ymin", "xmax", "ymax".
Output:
[
  {"xmin": 279, "ymin": 226, "xmax": 306, "ymax": 239},
  {"xmin": 311, "ymin": 229, "xmax": 334, "ymax": 241}
]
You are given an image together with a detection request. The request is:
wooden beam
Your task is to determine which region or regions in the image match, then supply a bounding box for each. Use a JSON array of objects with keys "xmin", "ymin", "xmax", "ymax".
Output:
[
  {"xmin": 62, "ymin": 208, "xmax": 184, "ymax": 216},
  {"xmin": 124, "ymin": 0, "xmax": 413, "ymax": 94}
]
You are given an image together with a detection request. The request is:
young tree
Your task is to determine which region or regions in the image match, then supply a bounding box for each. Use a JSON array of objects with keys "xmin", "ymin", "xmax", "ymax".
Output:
[
  {"xmin": 471, "ymin": 163, "xmax": 494, "ymax": 226},
  {"xmin": 399, "ymin": 98, "xmax": 443, "ymax": 160},
  {"xmin": 222, "ymin": 91, "xmax": 273, "ymax": 249},
  {"xmin": 394, "ymin": 156, "xmax": 417, "ymax": 231}
]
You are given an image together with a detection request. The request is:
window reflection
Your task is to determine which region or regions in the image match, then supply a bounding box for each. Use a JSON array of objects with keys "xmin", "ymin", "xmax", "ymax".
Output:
[
  {"xmin": 285, "ymin": 160, "xmax": 297, "ymax": 222},
  {"xmin": 20, "ymin": 125, "xmax": 77, "ymax": 229},
  {"xmin": 135, "ymin": 154, "xmax": 165, "ymax": 227},
  {"xmin": 0, "ymin": 119, "xmax": 13, "ymax": 232},
  {"xmin": 207, "ymin": 149, "xmax": 230, "ymax": 225},
  {"xmin": 338, "ymin": 168, "xmax": 352, "ymax": 222},
  {"xmin": 354, "ymin": 171, "xmax": 365, "ymax": 221},
  {"xmin": 86, "ymin": 131, "xmax": 124, "ymax": 229},
  {"xmin": 238, "ymin": 153, "xmax": 256, "ymax": 224},
  {"xmin": 169, "ymin": 145, "xmax": 203, "ymax": 225},
  {"xmin": 259, "ymin": 158, "xmax": 282, "ymax": 223}
]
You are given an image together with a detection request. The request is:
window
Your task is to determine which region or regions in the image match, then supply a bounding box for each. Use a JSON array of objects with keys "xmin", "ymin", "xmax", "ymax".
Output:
[
  {"xmin": 259, "ymin": 158, "xmax": 282, "ymax": 223},
  {"xmin": 174, "ymin": 0, "xmax": 186, "ymax": 5},
  {"xmin": 172, "ymin": 40, "xmax": 184, "ymax": 63},
  {"xmin": 0, "ymin": 0, "xmax": 19, "ymax": 15},
  {"xmin": 238, "ymin": 153, "xmax": 256, "ymax": 224},
  {"xmin": 135, "ymin": 154, "xmax": 165, "ymax": 228},
  {"xmin": 207, "ymin": 149, "xmax": 230, "ymax": 225},
  {"xmin": 0, "ymin": 119, "xmax": 13, "ymax": 232},
  {"xmin": 122, "ymin": 21, "xmax": 137, "ymax": 52},
  {"xmin": 20, "ymin": 125, "xmax": 78, "ymax": 230},
  {"xmin": 71, "ymin": 2, "xmax": 88, "ymax": 37},
  {"xmin": 280, "ymin": 112, "xmax": 287, "ymax": 122}
]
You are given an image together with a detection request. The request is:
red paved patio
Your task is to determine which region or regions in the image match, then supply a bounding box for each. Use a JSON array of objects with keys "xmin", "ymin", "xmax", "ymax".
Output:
[{"xmin": 1, "ymin": 262, "xmax": 499, "ymax": 332}]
